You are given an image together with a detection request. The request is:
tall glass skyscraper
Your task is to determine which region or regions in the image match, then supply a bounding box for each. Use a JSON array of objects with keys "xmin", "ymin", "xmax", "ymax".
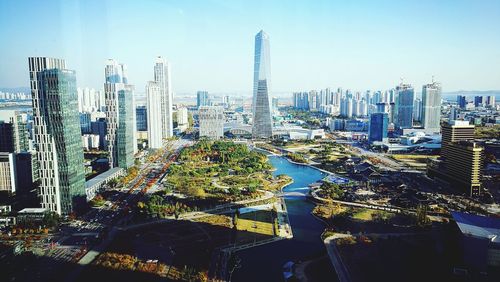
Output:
[
  {"xmin": 154, "ymin": 56, "xmax": 173, "ymax": 140},
  {"xmin": 28, "ymin": 57, "xmax": 85, "ymax": 215},
  {"xmin": 394, "ymin": 83, "xmax": 414, "ymax": 131},
  {"xmin": 421, "ymin": 81, "xmax": 442, "ymax": 133},
  {"xmin": 104, "ymin": 59, "xmax": 135, "ymax": 169},
  {"xmin": 252, "ymin": 30, "xmax": 273, "ymax": 139}
]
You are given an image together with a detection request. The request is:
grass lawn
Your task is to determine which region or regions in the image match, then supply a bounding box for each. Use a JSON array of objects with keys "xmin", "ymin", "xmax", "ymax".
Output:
[
  {"xmin": 351, "ymin": 208, "xmax": 394, "ymax": 221},
  {"xmin": 235, "ymin": 210, "xmax": 275, "ymax": 243}
]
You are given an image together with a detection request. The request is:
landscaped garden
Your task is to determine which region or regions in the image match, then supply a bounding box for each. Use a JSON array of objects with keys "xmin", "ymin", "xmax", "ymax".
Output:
[{"xmin": 136, "ymin": 141, "xmax": 291, "ymax": 218}]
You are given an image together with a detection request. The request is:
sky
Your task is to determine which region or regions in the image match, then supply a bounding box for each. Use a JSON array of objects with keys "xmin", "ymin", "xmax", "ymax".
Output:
[{"xmin": 1, "ymin": 0, "xmax": 500, "ymax": 95}]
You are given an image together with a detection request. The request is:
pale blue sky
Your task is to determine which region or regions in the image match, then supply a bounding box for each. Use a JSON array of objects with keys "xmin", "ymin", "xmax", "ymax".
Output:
[{"xmin": 1, "ymin": 0, "xmax": 500, "ymax": 94}]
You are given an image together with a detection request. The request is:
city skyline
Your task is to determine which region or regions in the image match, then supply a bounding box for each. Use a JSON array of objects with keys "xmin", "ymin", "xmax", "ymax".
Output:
[{"xmin": 1, "ymin": 0, "xmax": 500, "ymax": 94}]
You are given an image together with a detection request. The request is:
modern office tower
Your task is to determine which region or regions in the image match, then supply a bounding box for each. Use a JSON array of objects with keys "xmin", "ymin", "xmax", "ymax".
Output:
[
  {"xmin": 413, "ymin": 98, "xmax": 422, "ymax": 122},
  {"xmin": 368, "ymin": 113, "xmax": 389, "ymax": 143},
  {"xmin": 0, "ymin": 121, "xmax": 14, "ymax": 153},
  {"xmin": 449, "ymin": 107, "xmax": 458, "ymax": 123},
  {"xmin": 79, "ymin": 112, "xmax": 92, "ymax": 134},
  {"xmin": 421, "ymin": 82, "xmax": 442, "ymax": 133},
  {"xmin": 441, "ymin": 120, "xmax": 475, "ymax": 158},
  {"xmin": 199, "ymin": 106, "xmax": 224, "ymax": 139},
  {"xmin": 486, "ymin": 96, "xmax": 496, "ymax": 107},
  {"xmin": 474, "ymin": 96, "xmax": 483, "ymax": 107},
  {"xmin": 136, "ymin": 106, "xmax": 147, "ymax": 131},
  {"xmin": 104, "ymin": 59, "xmax": 135, "ymax": 169},
  {"xmin": 10, "ymin": 113, "xmax": 30, "ymax": 153},
  {"xmin": 15, "ymin": 152, "xmax": 33, "ymax": 194},
  {"xmin": 444, "ymin": 141, "xmax": 484, "ymax": 196},
  {"xmin": 457, "ymin": 95, "xmax": 467, "ymax": 109},
  {"xmin": 154, "ymin": 56, "xmax": 173, "ymax": 139},
  {"xmin": 394, "ymin": 83, "xmax": 414, "ymax": 131},
  {"xmin": 91, "ymin": 118, "xmax": 107, "ymax": 150},
  {"xmin": 197, "ymin": 91, "xmax": 210, "ymax": 108},
  {"xmin": 0, "ymin": 152, "xmax": 16, "ymax": 193},
  {"xmin": 28, "ymin": 57, "xmax": 86, "ymax": 215},
  {"xmin": 252, "ymin": 30, "xmax": 273, "ymax": 139},
  {"xmin": 177, "ymin": 107, "xmax": 189, "ymax": 126},
  {"xmin": 146, "ymin": 81, "xmax": 163, "ymax": 149}
]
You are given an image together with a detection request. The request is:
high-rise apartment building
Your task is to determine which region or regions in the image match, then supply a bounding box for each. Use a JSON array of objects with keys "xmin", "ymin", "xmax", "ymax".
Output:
[
  {"xmin": 104, "ymin": 59, "xmax": 135, "ymax": 169},
  {"xmin": 28, "ymin": 57, "xmax": 86, "ymax": 215},
  {"xmin": 252, "ymin": 30, "xmax": 273, "ymax": 138},
  {"xmin": 197, "ymin": 91, "xmax": 210, "ymax": 108},
  {"xmin": 154, "ymin": 56, "xmax": 173, "ymax": 139},
  {"xmin": 199, "ymin": 106, "xmax": 224, "ymax": 139},
  {"xmin": 146, "ymin": 81, "xmax": 163, "ymax": 149},
  {"xmin": 421, "ymin": 81, "xmax": 442, "ymax": 133},
  {"xmin": 413, "ymin": 98, "xmax": 422, "ymax": 122},
  {"xmin": 394, "ymin": 83, "xmax": 414, "ymax": 131}
]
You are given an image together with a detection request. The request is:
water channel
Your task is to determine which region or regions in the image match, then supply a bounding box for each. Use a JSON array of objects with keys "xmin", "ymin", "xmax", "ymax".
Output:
[{"xmin": 232, "ymin": 155, "xmax": 337, "ymax": 282}]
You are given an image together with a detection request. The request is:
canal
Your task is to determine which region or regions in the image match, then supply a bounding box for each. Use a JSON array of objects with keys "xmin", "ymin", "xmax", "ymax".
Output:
[{"xmin": 232, "ymin": 155, "xmax": 336, "ymax": 282}]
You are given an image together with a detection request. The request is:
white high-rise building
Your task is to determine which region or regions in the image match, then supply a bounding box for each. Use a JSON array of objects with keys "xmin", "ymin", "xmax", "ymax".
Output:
[
  {"xmin": 422, "ymin": 81, "xmax": 442, "ymax": 133},
  {"xmin": 199, "ymin": 106, "xmax": 224, "ymax": 139},
  {"xmin": 154, "ymin": 56, "xmax": 173, "ymax": 139},
  {"xmin": 177, "ymin": 107, "xmax": 189, "ymax": 126},
  {"xmin": 146, "ymin": 81, "xmax": 163, "ymax": 149}
]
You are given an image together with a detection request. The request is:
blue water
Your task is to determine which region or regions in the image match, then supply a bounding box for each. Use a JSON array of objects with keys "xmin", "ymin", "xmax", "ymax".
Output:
[{"xmin": 232, "ymin": 156, "xmax": 328, "ymax": 282}]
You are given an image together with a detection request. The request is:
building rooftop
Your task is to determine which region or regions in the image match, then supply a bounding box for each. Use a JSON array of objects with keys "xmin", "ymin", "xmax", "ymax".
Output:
[
  {"xmin": 85, "ymin": 167, "xmax": 124, "ymax": 188},
  {"xmin": 451, "ymin": 211, "xmax": 500, "ymax": 243},
  {"xmin": 18, "ymin": 208, "xmax": 48, "ymax": 214}
]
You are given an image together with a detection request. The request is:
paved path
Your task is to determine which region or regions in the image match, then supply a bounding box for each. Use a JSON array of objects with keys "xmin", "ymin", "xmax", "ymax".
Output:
[{"xmin": 324, "ymin": 234, "xmax": 352, "ymax": 282}]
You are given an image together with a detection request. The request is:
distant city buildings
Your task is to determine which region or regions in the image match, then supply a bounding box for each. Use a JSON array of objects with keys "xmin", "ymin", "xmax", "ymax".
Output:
[
  {"xmin": 421, "ymin": 81, "xmax": 442, "ymax": 133},
  {"xmin": 252, "ymin": 30, "xmax": 273, "ymax": 138},
  {"xmin": 199, "ymin": 106, "xmax": 224, "ymax": 139},
  {"xmin": 28, "ymin": 57, "xmax": 86, "ymax": 215},
  {"xmin": 457, "ymin": 95, "xmax": 467, "ymax": 109},
  {"xmin": 197, "ymin": 91, "xmax": 210, "ymax": 108}
]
